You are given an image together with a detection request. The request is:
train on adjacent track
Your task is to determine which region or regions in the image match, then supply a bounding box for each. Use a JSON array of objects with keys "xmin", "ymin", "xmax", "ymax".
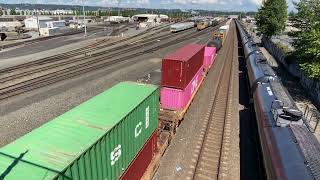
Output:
[
  {"xmin": 170, "ymin": 19, "xmax": 220, "ymax": 33},
  {"xmin": 236, "ymin": 20, "xmax": 320, "ymax": 180},
  {"xmin": 196, "ymin": 21, "xmax": 209, "ymax": 31},
  {"xmin": 170, "ymin": 22, "xmax": 195, "ymax": 32}
]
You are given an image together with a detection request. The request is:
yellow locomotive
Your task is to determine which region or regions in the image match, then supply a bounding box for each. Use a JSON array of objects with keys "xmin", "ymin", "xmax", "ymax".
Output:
[
  {"xmin": 196, "ymin": 21, "xmax": 209, "ymax": 31},
  {"xmin": 213, "ymin": 25, "xmax": 229, "ymax": 45}
]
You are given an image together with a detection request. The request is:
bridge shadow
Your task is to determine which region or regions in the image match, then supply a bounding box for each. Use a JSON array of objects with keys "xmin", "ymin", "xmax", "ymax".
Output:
[{"xmin": 0, "ymin": 151, "xmax": 71, "ymax": 180}]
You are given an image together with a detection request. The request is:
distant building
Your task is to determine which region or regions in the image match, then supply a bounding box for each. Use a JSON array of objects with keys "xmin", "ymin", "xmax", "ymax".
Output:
[
  {"xmin": 104, "ymin": 16, "xmax": 130, "ymax": 23},
  {"xmin": 132, "ymin": 14, "xmax": 169, "ymax": 22},
  {"xmin": 0, "ymin": 17, "xmax": 22, "ymax": 31},
  {"xmin": 24, "ymin": 16, "xmax": 52, "ymax": 29},
  {"xmin": 228, "ymin": 15, "xmax": 239, "ymax": 19},
  {"xmin": 52, "ymin": 9, "xmax": 73, "ymax": 15},
  {"xmin": 39, "ymin": 27, "xmax": 60, "ymax": 36}
]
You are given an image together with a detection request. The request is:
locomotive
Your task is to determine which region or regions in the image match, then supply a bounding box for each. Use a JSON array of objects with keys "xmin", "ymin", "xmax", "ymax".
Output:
[{"xmin": 235, "ymin": 20, "xmax": 320, "ymax": 180}]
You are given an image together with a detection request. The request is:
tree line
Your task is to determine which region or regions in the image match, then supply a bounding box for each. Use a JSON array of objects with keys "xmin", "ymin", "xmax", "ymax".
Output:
[{"xmin": 256, "ymin": 0, "xmax": 320, "ymax": 79}]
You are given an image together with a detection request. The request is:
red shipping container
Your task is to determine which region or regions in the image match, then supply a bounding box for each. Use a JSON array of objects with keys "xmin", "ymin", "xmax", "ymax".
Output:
[
  {"xmin": 120, "ymin": 130, "xmax": 157, "ymax": 180},
  {"xmin": 161, "ymin": 44, "xmax": 205, "ymax": 89}
]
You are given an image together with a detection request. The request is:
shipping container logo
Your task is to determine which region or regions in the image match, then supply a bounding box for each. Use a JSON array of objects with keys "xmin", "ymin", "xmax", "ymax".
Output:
[
  {"xmin": 135, "ymin": 122, "xmax": 142, "ymax": 138},
  {"xmin": 145, "ymin": 106, "xmax": 150, "ymax": 129},
  {"xmin": 110, "ymin": 145, "xmax": 122, "ymax": 166}
]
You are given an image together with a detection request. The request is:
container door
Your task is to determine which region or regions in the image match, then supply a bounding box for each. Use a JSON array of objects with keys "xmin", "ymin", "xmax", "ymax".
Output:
[{"xmin": 162, "ymin": 59, "xmax": 184, "ymax": 89}]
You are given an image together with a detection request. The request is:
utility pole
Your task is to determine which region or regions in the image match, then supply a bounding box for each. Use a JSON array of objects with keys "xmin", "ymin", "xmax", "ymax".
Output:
[
  {"xmin": 82, "ymin": 0, "xmax": 87, "ymax": 37},
  {"xmin": 36, "ymin": 8, "xmax": 40, "ymax": 36},
  {"xmin": 117, "ymin": 0, "xmax": 120, "ymax": 16}
]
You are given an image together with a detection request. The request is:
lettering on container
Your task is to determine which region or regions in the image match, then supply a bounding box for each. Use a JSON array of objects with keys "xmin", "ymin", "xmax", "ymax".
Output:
[
  {"xmin": 135, "ymin": 122, "xmax": 142, "ymax": 138},
  {"xmin": 145, "ymin": 106, "xmax": 150, "ymax": 129},
  {"xmin": 191, "ymin": 77, "xmax": 198, "ymax": 95},
  {"xmin": 110, "ymin": 145, "xmax": 122, "ymax": 166},
  {"xmin": 266, "ymin": 87, "xmax": 273, "ymax": 96}
]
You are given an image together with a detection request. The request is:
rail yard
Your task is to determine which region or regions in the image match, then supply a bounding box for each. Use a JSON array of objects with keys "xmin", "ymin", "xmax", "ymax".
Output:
[{"xmin": 0, "ymin": 12, "xmax": 319, "ymax": 180}]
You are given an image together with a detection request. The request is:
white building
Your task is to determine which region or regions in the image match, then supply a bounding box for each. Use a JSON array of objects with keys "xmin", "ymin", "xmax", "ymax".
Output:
[
  {"xmin": 104, "ymin": 16, "xmax": 130, "ymax": 23},
  {"xmin": 132, "ymin": 14, "xmax": 169, "ymax": 22},
  {"xmin": 0, "ymin": 21, "xmax": 22, "ymax": 31},
  {"xmin": 52, "ymin": 9, "xmax": 73, "ymax": 15},
  {"xmin": 24, "ymin": 16, "xmax": 53, "ymax": 29},
  {"xmin": 39, "ymin": 27, "xmax": 60, "ymax": 36}
]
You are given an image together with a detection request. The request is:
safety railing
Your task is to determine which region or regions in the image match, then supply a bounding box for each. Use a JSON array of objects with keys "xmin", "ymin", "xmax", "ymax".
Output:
[{"xmin": 304, "ymin": 105, "xmax": 320, "ymax": 133}]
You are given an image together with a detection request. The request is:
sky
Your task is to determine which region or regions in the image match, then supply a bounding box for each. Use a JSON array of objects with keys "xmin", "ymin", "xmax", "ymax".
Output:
[{"xmin": 3, "ymin": 0, "xmax": 295, "ymax": 12}]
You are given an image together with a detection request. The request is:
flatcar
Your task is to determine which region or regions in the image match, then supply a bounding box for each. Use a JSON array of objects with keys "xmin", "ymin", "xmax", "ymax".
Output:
[{"xmin": 236, "ymin": 20, "xmax": 320, "ymax": 180}]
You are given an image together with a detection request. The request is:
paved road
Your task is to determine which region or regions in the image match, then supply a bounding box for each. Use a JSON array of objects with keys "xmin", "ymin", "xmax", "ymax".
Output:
[{"xmin": 0, "ymin": 28, "xmax": 110, "ymax": 60}]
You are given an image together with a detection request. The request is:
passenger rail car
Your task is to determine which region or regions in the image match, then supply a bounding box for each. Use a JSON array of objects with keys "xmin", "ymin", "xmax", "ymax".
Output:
[{"xmin": 236, "ymin": 20, "xmax": 320, "ymax": 180}]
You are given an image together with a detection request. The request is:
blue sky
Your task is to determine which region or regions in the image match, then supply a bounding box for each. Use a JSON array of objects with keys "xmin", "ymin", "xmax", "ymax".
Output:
[{"xmin": 4, "ymin": 0, "xmax": 295, "ymax": 11}]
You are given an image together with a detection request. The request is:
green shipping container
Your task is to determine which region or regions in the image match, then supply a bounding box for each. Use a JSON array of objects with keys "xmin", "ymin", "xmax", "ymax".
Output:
[{"xmin": 0, "ymin": 82, "xmax": 159, "ymax": 180}]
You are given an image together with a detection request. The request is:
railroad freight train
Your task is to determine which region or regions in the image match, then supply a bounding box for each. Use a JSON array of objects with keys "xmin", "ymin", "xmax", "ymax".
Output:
[
  {"xmin": 0, "ymin": 82, "xmax": 159, "ymax": 180},
  {"xmin": 196, "ymin": 21, "xmax": 209, "ymax": 31},
  {"xmin": 213, "ymin": 19, "xmax": 232, "ymax": 45},
  {"xmin": 236, "ymin": 20, "xmax": 320, "ymax": 180},
  {"xmin": 0, "ymin": 43, "xmax": 220, "ymax": 179}
]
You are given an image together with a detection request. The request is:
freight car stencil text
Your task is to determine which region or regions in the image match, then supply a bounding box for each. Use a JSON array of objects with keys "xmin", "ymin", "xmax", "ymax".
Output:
[
  {"xmin": 110, "ymin": 145, "xmax": 122, "ymax": 166},
  {"xmin": 145, "ymin": 106, "xmax": 150, "ymax": 129},
  {"xmin": 135, "ymin": 122, "xmax": 142, "ymax": 138}
]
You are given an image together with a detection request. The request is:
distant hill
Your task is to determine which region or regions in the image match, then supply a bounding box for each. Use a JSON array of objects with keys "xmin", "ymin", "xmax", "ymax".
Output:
[{"xmin": 0, "ymin": 3, "xmax": 256, "ymax": 16}]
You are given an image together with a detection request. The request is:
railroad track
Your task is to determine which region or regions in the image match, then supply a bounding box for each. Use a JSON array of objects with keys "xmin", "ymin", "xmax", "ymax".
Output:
[
  {"xmin": 0, "ymin": 24, "xmax": 193, "ymax": 84},
  {"xmin": 0, "ymin": 30, "xmax": 174, "ymax": 84},
  {"xmin": 188, "ymin": 22, "xmax": 238, "ymax": 180},
  {"xmin": 0, "ymin": 25, "xmax": 220, "ymax": 100},
  {"xmin": 0, "ymin": 24, "xmax": 170, "ymax": 74}
]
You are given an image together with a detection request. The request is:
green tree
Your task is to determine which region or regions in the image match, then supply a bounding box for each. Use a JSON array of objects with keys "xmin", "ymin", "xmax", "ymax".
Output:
[
  {"xmin": 288, "ymin": 10, "xmax": 295, "ymax": 17},
  {"xmin": 10, "ymin": 8, "xmax": 17, "ymax": 15},
  {"xmin": 0, "ymin": 9, "xmax": 3, "ymax": 16},
  {"xmin": 256, "ymin": 0, "xmax": 288, "ymax": 37},
  {"xmin": 292, "ymin": 0, "xmax": 320, "ymax": 79},
  {"xmin": 239, "ymin": 12, "xmax": 246, "ymax": 20}
]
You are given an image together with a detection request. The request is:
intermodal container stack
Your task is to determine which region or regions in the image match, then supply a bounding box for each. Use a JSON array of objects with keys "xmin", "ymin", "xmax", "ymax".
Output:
[
  {"xmin": 120, "ymin": 130, "xmax": 157, "ymax": 180},
  {"xmin": 0, "ymin": 82, "xmax": 159, "ymax": 180},
  {"xmin": 161, "ymin": 44, "xmax": 205, "ymax": 110}
]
